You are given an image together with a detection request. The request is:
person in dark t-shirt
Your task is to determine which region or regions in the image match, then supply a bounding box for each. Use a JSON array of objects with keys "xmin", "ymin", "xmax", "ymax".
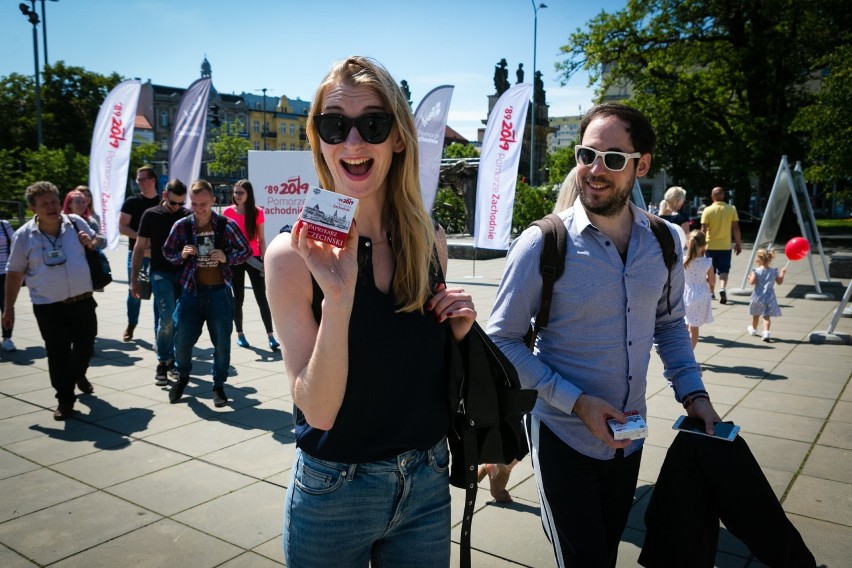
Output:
[
  {"xmin": 130, "ymin": 179, "xmax": 189, "ymax": 386},
  {"xmin": 119, "ymin": 165, "xmax": 160, "ymax": 341}
]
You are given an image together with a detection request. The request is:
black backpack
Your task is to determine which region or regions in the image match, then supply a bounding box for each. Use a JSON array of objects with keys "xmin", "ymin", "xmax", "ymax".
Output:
[{"xmin": 525, "ymin": 212, "xmax": 678, "ymax": 349}]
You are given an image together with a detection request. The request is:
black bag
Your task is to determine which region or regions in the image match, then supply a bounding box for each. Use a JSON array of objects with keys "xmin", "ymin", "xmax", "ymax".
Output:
[
  {"xmin": 137, "ymin": 265, "xmax": 152, "ymax": 299},
  {"xmin": 446, "ymin": 322, "xmax": 538, "ymax": 568},
  {"xmin": 72, "ymin": 219, "xmax": 113, "ymax": 289}
]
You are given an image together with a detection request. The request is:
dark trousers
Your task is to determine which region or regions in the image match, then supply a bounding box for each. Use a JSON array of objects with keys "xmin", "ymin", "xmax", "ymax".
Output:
[
  {"xmin": 231, "ymin": 258, "xmax": 273, "ymax": 334},
  {"xmin": 0, "ymin": 274, "xmax": 11, "ymax": 339},
  {"xmin": 32, "ymin": 297, "xmax": 97, "ymax": 407},
  {"xmin": 639, "ymin": 432, "xmax": 816, "ymax": 568},
  {"xmin": 528, "ymin": 415, "xmax": 642, "ymax": 568}
]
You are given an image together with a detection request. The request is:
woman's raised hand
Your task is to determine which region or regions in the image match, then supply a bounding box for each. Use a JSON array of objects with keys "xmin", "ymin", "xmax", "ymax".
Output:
[{"xmin": 290, "ymin": 219, "xmax": 359, "ymax": 303}]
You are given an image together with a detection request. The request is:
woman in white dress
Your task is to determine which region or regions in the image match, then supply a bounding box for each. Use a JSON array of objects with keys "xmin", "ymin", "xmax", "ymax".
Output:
[{"xmin": 683, "ymin": 230, "xmax": 715, "ymax": 349}]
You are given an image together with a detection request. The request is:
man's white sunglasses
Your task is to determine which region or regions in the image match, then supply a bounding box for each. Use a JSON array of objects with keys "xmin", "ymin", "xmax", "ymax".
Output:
[{"xmin": 575, "ymin": 145, "xmax": 641, "ymax": 172}]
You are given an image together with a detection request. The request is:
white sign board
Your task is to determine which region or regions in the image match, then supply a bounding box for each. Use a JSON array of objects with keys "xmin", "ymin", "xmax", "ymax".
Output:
[{"xmin": 247, "ymin": 151, "xmax": 319, "ymax": 250}]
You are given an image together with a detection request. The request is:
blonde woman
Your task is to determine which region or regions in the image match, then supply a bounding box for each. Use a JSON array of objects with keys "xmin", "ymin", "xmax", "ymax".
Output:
[
  {"xmin": 659, "ymin": 186, "xmax": 690, "ymax": 234},
  {"xmin": 266, "ymin": 56, "xmax": 476, "ymax": 567},
  {"xmin": 552, "ymin": 166, "xmax": 579, "ymax": 214}
]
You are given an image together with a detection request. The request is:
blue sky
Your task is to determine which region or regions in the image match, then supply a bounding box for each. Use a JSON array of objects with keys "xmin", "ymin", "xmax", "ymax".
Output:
[{"xmin": 1, "ymin": 0, "xmax": 626, "ymax": 140}]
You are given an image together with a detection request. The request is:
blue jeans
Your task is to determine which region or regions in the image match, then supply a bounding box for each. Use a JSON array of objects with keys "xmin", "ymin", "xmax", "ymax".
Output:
[
  {"xmin": 151, "ymin": 271, "xmax": 181, "ymax": 363},
  {"xmin": 172, "ymin": 284, "xmax": 233, "ymax": 386},
  {"xmin": 127, "ymin": 252, "xmax": 158, "ymax": 328},
  {"xmin": 284, "ymin": 438, "xmax": 451, "ymax": 567}
]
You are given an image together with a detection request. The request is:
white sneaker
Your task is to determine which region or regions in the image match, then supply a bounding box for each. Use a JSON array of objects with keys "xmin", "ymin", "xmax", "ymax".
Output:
[
  {"xmin": 747, "ymin": 326, "xmax": 757, "ymax": 336},
  {"xmin": 1, "ymin": 338, "xmax": 16, "ymax": 351},
  {"xmin": 762, "ymin": 331, "xmax": 771, "ymax": 341}
]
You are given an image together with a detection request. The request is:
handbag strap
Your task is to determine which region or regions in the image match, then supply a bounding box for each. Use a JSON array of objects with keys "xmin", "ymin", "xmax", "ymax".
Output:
[{"xmin": 459, "ymin": 421, "xmax": 478, "ymax": 568}]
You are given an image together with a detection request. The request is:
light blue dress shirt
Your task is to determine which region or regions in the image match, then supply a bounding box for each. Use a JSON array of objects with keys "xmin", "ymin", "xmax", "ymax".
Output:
[{"xmin": 487, "ymin": 201, "xmax": 705, "ymax": 460}]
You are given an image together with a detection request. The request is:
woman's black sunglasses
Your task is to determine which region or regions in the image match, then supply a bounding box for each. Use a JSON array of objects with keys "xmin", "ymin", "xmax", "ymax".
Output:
[{"xmin": 313, "ymin": 112, "xmax": 395, "ymax": 145}]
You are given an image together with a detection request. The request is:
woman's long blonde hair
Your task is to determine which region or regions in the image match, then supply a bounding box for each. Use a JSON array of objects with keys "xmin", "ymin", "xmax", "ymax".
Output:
[
  {"xmin": 306, "ymin": 56, "xmax": 436, "ymax": 313},
  {"xmin": 685, "ymin": 229, "xmax": 706, "ymax": 268}
]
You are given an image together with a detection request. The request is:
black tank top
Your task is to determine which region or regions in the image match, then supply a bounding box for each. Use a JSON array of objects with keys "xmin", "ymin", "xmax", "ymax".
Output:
[{"xmin": 295, "ymin": 236, "xmax": 450, "ymax": 463}]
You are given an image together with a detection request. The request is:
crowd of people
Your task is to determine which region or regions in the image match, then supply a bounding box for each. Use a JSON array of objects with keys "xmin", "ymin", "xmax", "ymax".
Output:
[{"xmin": 1, "ymin": 56, "xmax": 815, "ymax": 567}]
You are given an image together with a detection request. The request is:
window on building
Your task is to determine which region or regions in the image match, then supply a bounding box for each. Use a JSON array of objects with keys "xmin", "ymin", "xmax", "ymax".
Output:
[
  {"xmin": 254, "ymin": 141, "xmax": 260, "ymax": 150},
  {"xmin": 281, "ymin": 123, "xmax": 286, "ymax": 135},
  {"xmin": 160, "ymin": 136, "xmax": 169, "ymax": 150},
  {"xmin": 291, "ymin": 143, "xmax": 296, "ymax": 151},
  {"xmin": 159, "ymin": 110, "xmax": 168, "ymax": 127},
  {"xmin": 290, "ymin": 123, "xmax": 295, "ymax": 135},
  {"xmin": 253, "ymin": 120, "xmax": 260, "ymax": 133}
]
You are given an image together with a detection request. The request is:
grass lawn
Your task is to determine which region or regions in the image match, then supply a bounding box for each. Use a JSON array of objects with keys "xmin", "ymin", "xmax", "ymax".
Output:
[{"xmin": 816, "ymin": 218, "xmax": 852, "ymax": 234}]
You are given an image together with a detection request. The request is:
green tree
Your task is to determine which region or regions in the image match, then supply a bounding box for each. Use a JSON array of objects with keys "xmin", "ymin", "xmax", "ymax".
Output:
[
  {"xmin": 431, "ymin": 187, "xmax": 466, "ymax": 234},
  {"xmin": 130, "ymin": 142, "xmax": 159, "ymax": 177},
  {"xmin": 20, "ymin": 145, "xmax": 89, "ymax": 196},
  {"xmin": 792, "ymin": 43, "xmax": 852, "ymax": 198},
  {"xmin": 0, "ymin": 148, "xmax": 24, "ymax": 219},
  {"xmin": 208, "ymin": 119, "xmax": 251, "ymax": 179},
  {"xmin": 512, "ymin": 180, "xmax": 555, "ymax": 233},
  {"xmin": 557, "ymin": 0, "xmax": 852, "ymax": 209},
  {"xmin": 41, "ymin": 62, "xmax": 123, "ymax": 154},
  {"xmin": 0, "ymin": 62, "xmax": 122, "ymax": 156},
  {"xmin": 444, "ymin": 142, "xmax": 478, "ymax": 159},
  {"xmin": 546, "ymin": 145, "xmax": 576, "ymax": 186}
]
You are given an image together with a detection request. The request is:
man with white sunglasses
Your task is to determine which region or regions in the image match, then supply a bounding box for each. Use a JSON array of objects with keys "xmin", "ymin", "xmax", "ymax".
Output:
[{"xmin": 488, "ymin": 103, "xmax": 720, "ymax": 567}]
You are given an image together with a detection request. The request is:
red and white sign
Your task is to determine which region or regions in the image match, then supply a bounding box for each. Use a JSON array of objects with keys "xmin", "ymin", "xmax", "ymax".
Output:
[
  {"xmin": 247, "ymin": 150, "xmax": 319, "ymax": 249},
  {"xmin": 474, "ymin": 83, "xmax": 532, "ymax": 250},
  {"xmin": 89, "ymin": 80, "xmax": 141, "ymax": 249}
]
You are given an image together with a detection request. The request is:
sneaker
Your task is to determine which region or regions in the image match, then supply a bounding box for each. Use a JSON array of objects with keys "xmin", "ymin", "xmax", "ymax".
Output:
[
  {"xmin": 169, "ymin": 376, "xmax": 189, "ymax": 403},
  {"xmin": 167, "ymin": 361, "xmax": 180, "ymax": 381},
  {"xmin": 762, "ymin": 331, "xmax": 771, "ymax": 342},
  {"xmin": 711, "ymin": 293, "xmax": 716, "ymax": 300},
  {"xmin": 719, "ymin": 290, "xmax": 727, "ymax": 305},
  {"xmin": 76, "ymin": 377, "xmax": 94, "ymax": 394},
  {"xmin": 747, "ymin": 325, "xmax": 757, "ymax": 336},
  {"xmin": 155, "ymin": 362, "xmax": 170, "ymax": 386},
  {"xmin": 236, "ymin": 333, "xmax": 249, "ymax": 348},
  {"xmin": 268, "ymin": 336, "xmax": 280, "ymax": 351},
  {"xmin": 212, "ymin": 386, "xmax": 228, "ymax": 408},
  {"xmin": 1, "ymin": 338, "xmax": 16, "ymax": 351}
]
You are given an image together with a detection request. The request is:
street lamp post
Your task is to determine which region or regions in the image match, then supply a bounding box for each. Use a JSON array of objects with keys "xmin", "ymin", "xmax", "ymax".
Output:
[
  {"xmin": 19, "ymin": 2, "xmax": 43, "ymax": 148},
  {"xmin": 40, "ymin": 0, "xmax": 59, "ymax": 67},
  {"xmin": 256, "ymin": 88, "xmax": 274, "ymax": 151},
  {"xmin": 530, "ymin": 1, "xmax": 547, "ymax": 186}
]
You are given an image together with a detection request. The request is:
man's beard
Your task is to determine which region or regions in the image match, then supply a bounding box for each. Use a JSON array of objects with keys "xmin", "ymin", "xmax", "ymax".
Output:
[{"xmin": 578, "ymin": 173, "xmax": 635, "ymax": 217}]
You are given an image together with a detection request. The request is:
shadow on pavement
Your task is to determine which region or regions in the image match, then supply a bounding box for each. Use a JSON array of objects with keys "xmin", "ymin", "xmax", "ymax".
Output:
[{"xmin": 29, "ymin": 395, "xmax": 154, "ymax": 449}]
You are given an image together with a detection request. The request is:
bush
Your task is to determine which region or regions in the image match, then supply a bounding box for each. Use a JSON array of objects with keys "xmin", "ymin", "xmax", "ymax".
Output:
[
  {"xmin": 432, "ymin": 187, "xmax": 466, "ymax": 234},
  {"xmin": 512, "ymin": 181, "xmax": 556, "ymax": 234}
]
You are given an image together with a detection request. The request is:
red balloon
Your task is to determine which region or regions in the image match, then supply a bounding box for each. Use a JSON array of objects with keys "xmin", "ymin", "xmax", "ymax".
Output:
[{"xmin": 784, "ymin": 237, "xmax": 810, "ymax": 261}]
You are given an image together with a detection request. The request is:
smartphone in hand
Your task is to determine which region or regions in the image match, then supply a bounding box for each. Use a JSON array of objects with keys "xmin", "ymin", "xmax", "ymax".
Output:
[{"xmin": 672, "ymin": 416, "xmax": 740, "ymax": 442}]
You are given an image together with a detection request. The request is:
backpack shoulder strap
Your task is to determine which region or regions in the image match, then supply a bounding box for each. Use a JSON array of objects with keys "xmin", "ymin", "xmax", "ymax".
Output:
[
  {"xmin": 526, "ymin": 214, "xmax": 568, "ymax": 350},
  {"xmin": 642, "ymin": 211, "xmax": 677, "ymax": 315}
]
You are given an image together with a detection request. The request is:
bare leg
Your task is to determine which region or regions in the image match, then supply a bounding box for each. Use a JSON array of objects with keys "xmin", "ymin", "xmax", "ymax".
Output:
[
  {"xmin": 763, "ymin": 316, "xmax": 771, "ymax": 332},
  {"xmin": 689, "ymin": 326, "xmax": 699, "ymax": 349}
]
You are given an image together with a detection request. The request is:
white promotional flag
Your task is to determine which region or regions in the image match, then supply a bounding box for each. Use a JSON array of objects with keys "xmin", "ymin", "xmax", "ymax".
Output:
[
  {"xmin": 474, "ymin": 83, "xmax": 532, "ymax": 249},
  {"xmin": 414, "ymin": 85, "xmax": 454, "ymax": 213},
  {"xmin": 88, "ymin": 79, "xmax": 141, "ymax": 250},
  {"xmin": 168, "ymin": 77, "xmax": 212, "ymax": 187}
]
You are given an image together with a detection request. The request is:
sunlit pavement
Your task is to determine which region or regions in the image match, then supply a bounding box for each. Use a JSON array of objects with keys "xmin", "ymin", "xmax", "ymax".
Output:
[{"xmin": 1, "ymin": 237, "xmax": 850, "ymax": 567}]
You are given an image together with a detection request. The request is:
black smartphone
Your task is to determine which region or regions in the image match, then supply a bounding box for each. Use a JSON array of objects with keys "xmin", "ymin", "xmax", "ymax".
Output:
[{"xmin": 672, "ymin": 416, "xmax": 740, "ymax": 441}]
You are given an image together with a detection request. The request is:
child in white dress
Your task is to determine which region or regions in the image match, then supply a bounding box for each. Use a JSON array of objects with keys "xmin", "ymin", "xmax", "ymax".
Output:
[
  {"xmin": 747, "ymin": 249, "xmax": 786, "ymax": 341},
  {"xmin": 683, "ymin": 230, "xmax": 715, "ymax": 349}
]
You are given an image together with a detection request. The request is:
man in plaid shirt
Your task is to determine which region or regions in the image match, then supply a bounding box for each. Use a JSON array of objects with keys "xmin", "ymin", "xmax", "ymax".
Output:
[{"xmin": 163, "ymin": 180, "xmax": 251, "ymax": 407}]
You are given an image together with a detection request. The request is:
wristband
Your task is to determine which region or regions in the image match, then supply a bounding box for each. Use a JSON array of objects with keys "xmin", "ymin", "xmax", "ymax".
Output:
[{"xmin": 683, "ymin": 391, "xmax": 710, "ymax": 409}]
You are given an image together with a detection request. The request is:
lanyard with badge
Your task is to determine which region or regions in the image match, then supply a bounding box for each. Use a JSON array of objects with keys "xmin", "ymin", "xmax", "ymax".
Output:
[{"xmin": 41, "ymin": 230, "xmax": 67, "ymax": 266}]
